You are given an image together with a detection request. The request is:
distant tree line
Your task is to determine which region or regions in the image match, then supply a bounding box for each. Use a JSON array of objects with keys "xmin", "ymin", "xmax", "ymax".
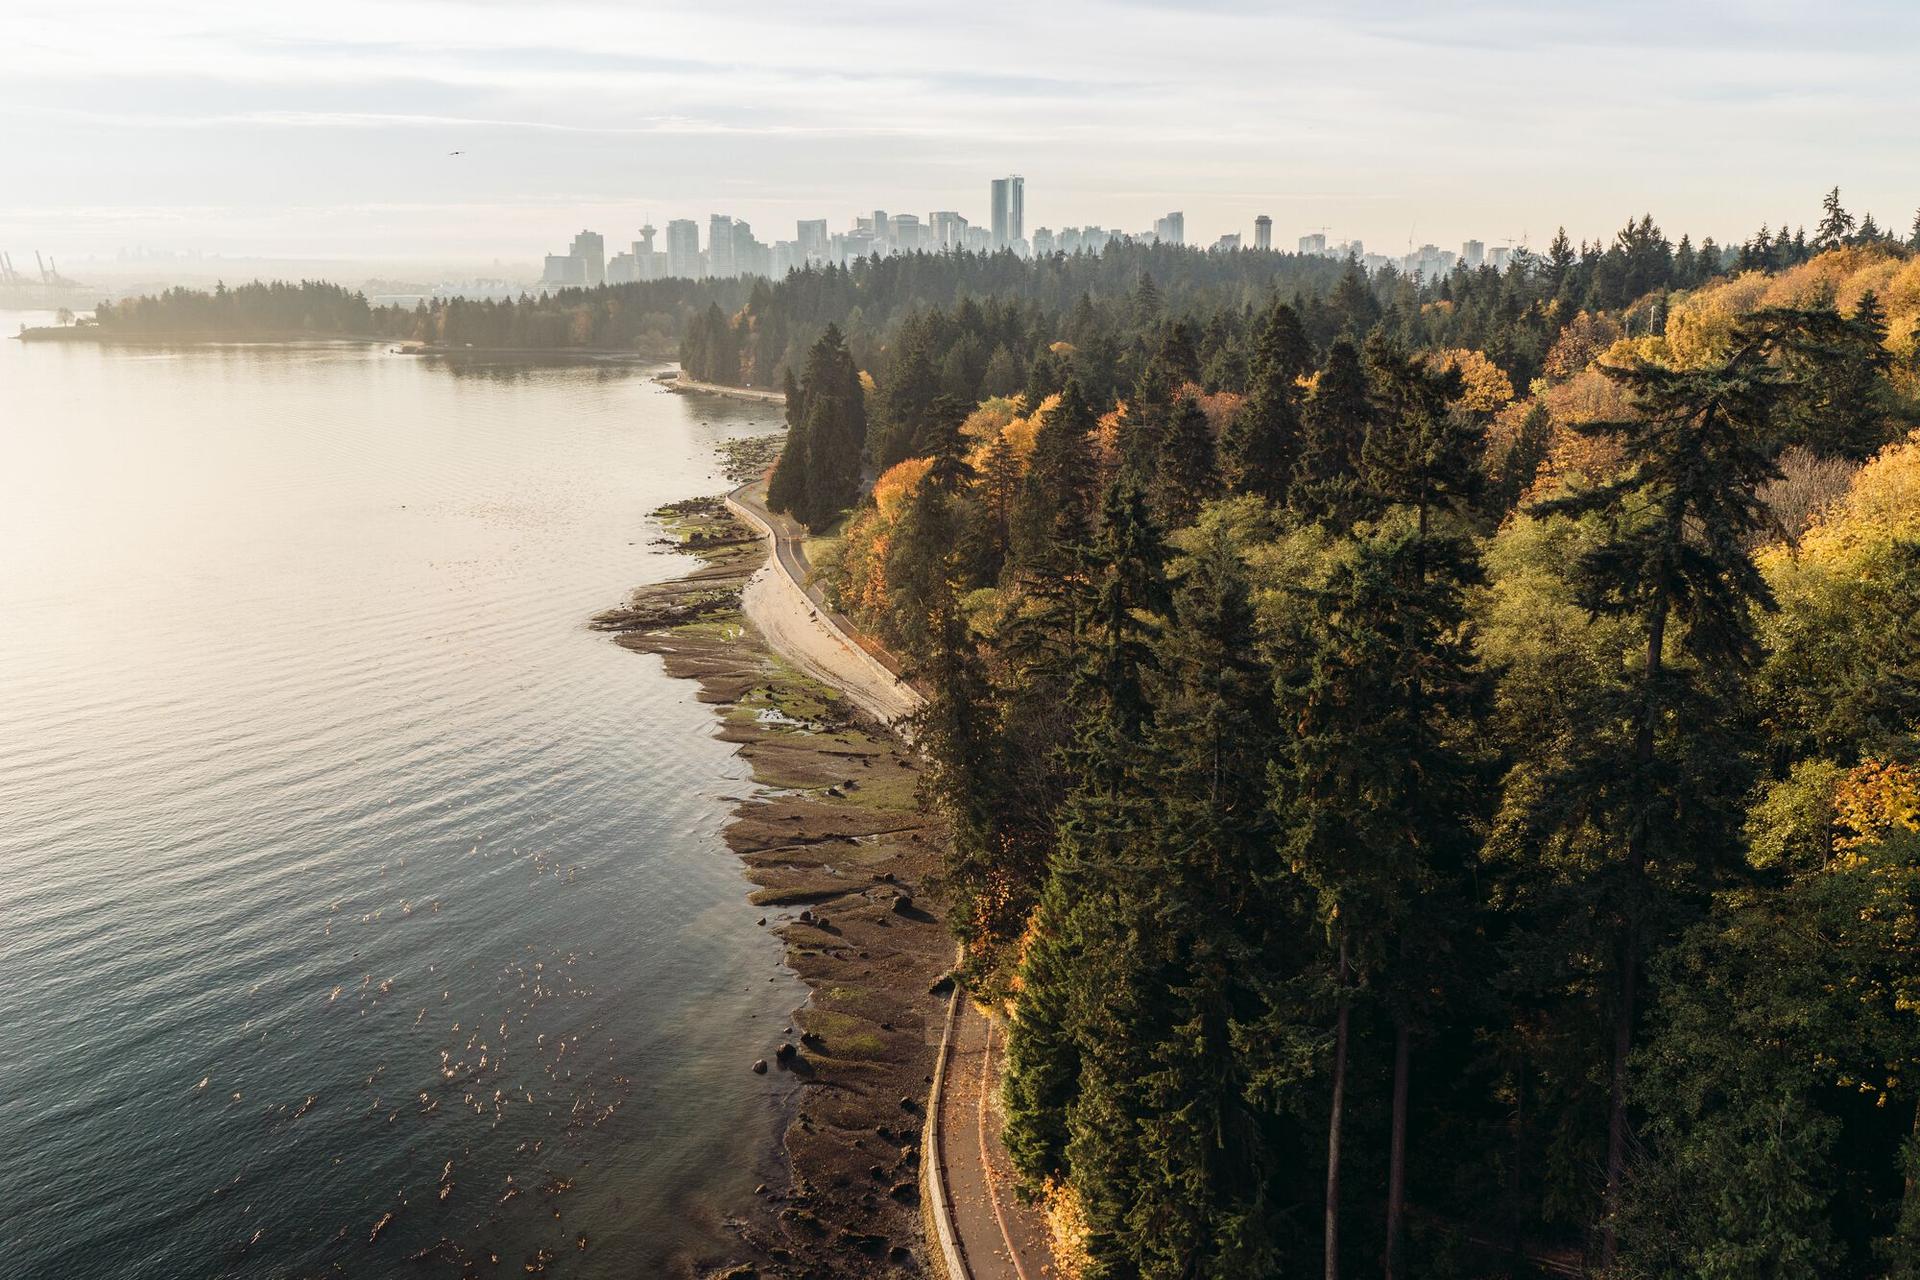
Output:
[{"xmin": 90, "ymin": 277, "xmax": 755, "ymax": 352}]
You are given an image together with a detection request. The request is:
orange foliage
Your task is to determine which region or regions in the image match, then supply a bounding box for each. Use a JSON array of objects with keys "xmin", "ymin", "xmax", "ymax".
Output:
[
  {"xmin": 1183, "ymin": 384, "xmax": 1245, "ymax": 433},
  {"xmin": 1833, "ymin": 759, "xmax": 1920, "ymax": 854},
  {"xmin": 837, "ymin": 456, "xmax": 934, "ymax": 617},
  {"xmin": 962, "ymin": 393, "xmax": 1054, "ymax": 478},
  {"xmin": 1667, "ymin": 247, "xmax": 1920, "ymax": 388},
  {"xmin": 1433, "ymin": 349, "xmax": 1515, "ymax": 414},
  {"xmin": 1542, "ymin": 311, "xmax": 1624, "ymax": 383},
  {"xmin": 872, "ymin": 456, "xmax": 933, "ymax": 519},
  {"xmin": 1534, "ymin": 366, "xmax": 1631, "ymax": 483}
]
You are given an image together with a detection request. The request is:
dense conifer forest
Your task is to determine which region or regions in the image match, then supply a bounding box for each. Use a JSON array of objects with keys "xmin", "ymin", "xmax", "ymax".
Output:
[{"xmin": 767, "ymin": 194, "xmax": 1920, "ymax": 1278}]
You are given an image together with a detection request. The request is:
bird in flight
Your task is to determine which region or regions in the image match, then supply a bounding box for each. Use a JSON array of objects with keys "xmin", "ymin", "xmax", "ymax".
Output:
[{"xmin": 449, "ymin": 150, "xmax": 464, "ymax": 156}]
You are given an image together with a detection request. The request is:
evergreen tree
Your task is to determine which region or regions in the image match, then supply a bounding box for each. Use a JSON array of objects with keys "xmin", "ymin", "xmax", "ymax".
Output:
[
  {"xmin": 768, "ymin": 324, "xmax": 868, "ymax": 530},
  {"xmin": 1329, "ymin": 257, "xmax": 1381, "ymax": 338},
  {"xmin": 1010, "ymin": 379, "xmax": 1100, "ymax": 573},
  {"xmin": 1817, "ymin": 187, "xmax": 1856, "ymax": 250},
  {"xmin": 765, "ymin": 365, "xmax": 810, "ymax": 515},
  {"xmin": 1293, "ymin": 339, "xmax": 1372, "ymax": 527},
  {"xmin": 1528, "ymin": 318, "xmax": 1788, "ymax": 1264},
  {"xmin": 1490, "ymin": 402, "xmax": 1553, "ymax": 515},
  {"xmin": 1118, "ymin": 530, "xmax": 1296, "ymax": 1278},
  {"xmin": 1222, "ymin": 300, "xmax": 1312, "ymax": 502},
  {"xmin": 1004, "ymin": 481, "xmax": 1171, "ymax": 1230},
  {"xmin": 1153, "ymin": 393, "xmax": 1218, "ymax": 527},
  {"xmin": 1770, "ymin": 302, "xmax": 1902, "ymax": 459},
  {"xmin": 874, "ymin": 322, "xmax": 940, "ymax": 468}
]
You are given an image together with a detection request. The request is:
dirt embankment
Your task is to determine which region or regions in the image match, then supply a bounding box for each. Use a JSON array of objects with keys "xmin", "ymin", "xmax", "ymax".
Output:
[{"xmin": 593, "ymin": 496, "xmax": 952, "ymax": 1280}]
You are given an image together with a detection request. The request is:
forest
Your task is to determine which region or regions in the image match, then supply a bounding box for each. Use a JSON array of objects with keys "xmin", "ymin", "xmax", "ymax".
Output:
[{"xmin": 762, "ymin": 193, "xmax": 1920, "ymax": 1278}]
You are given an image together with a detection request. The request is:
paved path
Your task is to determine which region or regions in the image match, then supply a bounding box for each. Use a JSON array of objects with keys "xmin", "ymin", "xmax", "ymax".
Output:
[
  {"xmin": 718, "ymin": 469, "xmax": 1056, "ymax": 1280},
  {"xmin": 725, "ymin": 478, "xmax": 921, "ymax": 725},
  {"xmin": 934, "ymin": 999, "xmax": 1058, "ymax": 1279}
]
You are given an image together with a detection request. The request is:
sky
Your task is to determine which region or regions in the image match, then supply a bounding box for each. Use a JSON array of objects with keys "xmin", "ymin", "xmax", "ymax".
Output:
[{"xmin": 3, "ymin": 0, "xmax": 1917, "ymax": 273}]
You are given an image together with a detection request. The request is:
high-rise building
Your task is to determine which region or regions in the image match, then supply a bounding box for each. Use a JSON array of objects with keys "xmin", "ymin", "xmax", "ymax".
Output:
[
  {"xmin": 568, "ymin": 230, "xmax": 605, "ymax": 287},
  {"xmin": 634, "ymin": 224, "xmax": 660, "ymax": 280},
  {"xmin": 1254, "ymin": 215, "xmax": 1273, "ymax": 251},
  {"xmin": 888, "ymin": 213, "xmax": 924, "ymax": 252},
  {"xmin": 730, "ymin": 220, "xmax": 770, "ymax": 277},
  {"xmin": 1402, "ymin": 244, "xmax": 1456, "ymax": 279},
  {"xmin": 1488, "ymin": 245, "xmax": 1513, "ymax": 272},
  {"xmin": 605, "ymin": 252, "xmax": 637, "ymax": 284},
  {"xmin": 796, "ymin": 219, "xmax": 828, "ymax": 264},
  {"xmin": 990, "ymin": 176, "xmax": 1024, "ymax": 249},
  {"xmin": 931, "ymin": 211, "xmax": 968, "ymax": 250},
  {"xmin": 1153, "ymin": 212, "xmax": 1185, "ymax": 246},
  {"xmin": 1213, "ymin": 233, "xmax": 1242, "ymax": 252},
  {"xmin": 707, "ymin": 215, "xmax": 735, "ymax": 278},
  {"xmin": 541, "ymin": 253, "xmax": 585, "ymax": 288},
  {"xmin": 1461, "ymin": 239, "xmax": 1486, "ymax": 269},
  {"xmin": 1031, "ymin": 226, "xmax": 1055, "ymax": 257},
  {"xmin": 1299, "ymin": 232, "xmax": 1328, "ymax": 256},
  {"xmin": 666, "ymin": 219, "xmax": 701, "ymax": 279},
  {"xmin": 835, "ymin": 228, "xmax": 878, "ymax": 262},
  {"xmin": 872, "ymin": 211, "xmax": 890, "ymax": 252}
]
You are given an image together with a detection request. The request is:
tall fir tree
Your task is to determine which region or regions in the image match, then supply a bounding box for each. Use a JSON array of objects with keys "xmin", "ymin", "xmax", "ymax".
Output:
[{"xmin": 1528, "ymin": 316, "xmax": 1788, "ymax": 1264}]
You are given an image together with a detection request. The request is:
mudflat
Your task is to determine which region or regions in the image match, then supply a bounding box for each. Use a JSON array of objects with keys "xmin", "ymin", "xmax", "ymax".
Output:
[{"xmin": 593, "ymin": 491, "xmax": 953, "ymax": 1279}]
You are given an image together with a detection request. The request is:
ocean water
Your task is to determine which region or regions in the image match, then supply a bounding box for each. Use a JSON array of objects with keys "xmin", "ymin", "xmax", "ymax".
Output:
[{"xmin": 0, "ymin": 321, "xmax": 797, "ymax": 1277}]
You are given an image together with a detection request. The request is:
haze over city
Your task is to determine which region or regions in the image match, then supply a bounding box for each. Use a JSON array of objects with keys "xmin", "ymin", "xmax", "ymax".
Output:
[{"xmin": 6, "ymin": 0, "xmax": 1920, "ymax": 268}]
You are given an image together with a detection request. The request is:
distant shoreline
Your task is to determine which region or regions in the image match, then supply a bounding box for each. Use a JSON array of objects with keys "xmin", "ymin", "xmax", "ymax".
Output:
[
  {"xmin": 11, "ymin": 327, "xmax": 679, "ymax": 363},
  {"xmin": 660, "ymin": 371, "xmax": 787, "ymax": 404}
]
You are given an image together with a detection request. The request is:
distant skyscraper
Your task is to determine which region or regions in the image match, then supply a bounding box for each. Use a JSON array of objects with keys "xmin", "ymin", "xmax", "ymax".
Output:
[
  {"xmin": 1031, "ymin": 226, "xmax": 1055, "ymax": 257},
  {"xmin": 872, "ymin": 211, "xmax": 889, "ymax": 251},
  {"xmin": 1254, "ymin": 215, "xmax": 1272, "ymax": 251},
  {"xmin": 887, "ymin": 213, "xmax": 924, "ymax": 252},
  {"xmin": 569, "ymin": 230, "xmax": 605, "ymax": 286},
  {"xmin": 635, "ymin": 224, "xmax": 660, "ymax": 281},
  {"xmin": 1214, "ymin": 233, "xmax": 1241, "ymax": 252},
  {"xmin": 666, "ymin": 219, "xmax": 701, "ymax": 279},
  {"xmin": 541, "ymin": 253, "xmax": 585, "ymax": 288},
  {"xmin": 1299, "ymin": 232, "xmax": 1328, "ymax": 256},
  {"xmin": 707, "ymin": 215, "xmax": 735, "ymax": 278},
  {"xmin": 1153, "ymin": 212, "xmax": 1185, "ymax": 246},
  {"xmin": 931, "ymin": 211, "xmax": 968, "ymax": 250},
  {"xmin": 797, "ymin": 219, "xmax": 828, "ymax": 263},
  {"xmin": 731, "ymin": 220, "xmax": 769, "ymax": 277},
  {"xmin": 990, "ymin": 176, "xmax": 1024, "ymax": 249},
  {"xmin": 1461, "ymin": 239, "xmax": 1486, "ymax": 269}
]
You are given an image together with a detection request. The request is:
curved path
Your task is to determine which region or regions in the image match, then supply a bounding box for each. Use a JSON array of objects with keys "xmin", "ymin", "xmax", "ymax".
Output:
[
  {"xmin": 725, "ymin": 479, "xmax": 920, "ymax": 725},
  {"xmin": 721, "ymin": 471, "xmax": 1053, "ymax": 1280}
]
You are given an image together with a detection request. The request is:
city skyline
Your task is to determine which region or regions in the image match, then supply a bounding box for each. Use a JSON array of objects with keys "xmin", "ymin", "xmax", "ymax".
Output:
[
  {"xmin": 5, "ymin": 1, "xmax": 1919, "ymax": 264},
  {"xmin": 531, "ymin": 176, "xmax": 1534, "ymax": 290}
]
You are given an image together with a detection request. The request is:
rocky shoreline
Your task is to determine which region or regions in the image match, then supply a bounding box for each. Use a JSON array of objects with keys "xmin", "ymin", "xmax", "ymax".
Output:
[{"xmin": 592, "ymin": 485, "xmax": 952, "ymax": 1279}]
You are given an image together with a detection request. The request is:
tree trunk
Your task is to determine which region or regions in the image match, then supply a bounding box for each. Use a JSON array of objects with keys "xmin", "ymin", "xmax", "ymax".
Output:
[
  {"xmin": 1904, "ymin": 1100, "xmax": 1920, "ymax": 1230},
  {"xmin": 1385, "ymin": 1018, "xmax": 1411, "ymax": 1279},
  {"xmin": 1509, "ymin": 1061, "xmax": 1527, "ymax": 1265},
  {"xmin": 1602, "ymin": 597, "xmax": 1666, "ymax": 1267},
  {"xmin": 1326, "ymin": 931, "xmax": 1350, "ymax": 1280},
  {"xmin": 1601, "ymin": 926, "xmax": 1638, "ymax": 1267}
]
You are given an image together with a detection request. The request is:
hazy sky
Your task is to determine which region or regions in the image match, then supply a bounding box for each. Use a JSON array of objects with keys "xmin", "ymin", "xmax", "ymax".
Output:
[{"xmin": 4, "ymin": 0, "xmax": 1917, "ymax": 269}]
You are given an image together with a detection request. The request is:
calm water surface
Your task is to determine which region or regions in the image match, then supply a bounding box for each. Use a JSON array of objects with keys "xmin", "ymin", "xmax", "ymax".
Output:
[{"xmin": 0, "ymin": 319, "xmax": 797, "ymax": 1278}]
